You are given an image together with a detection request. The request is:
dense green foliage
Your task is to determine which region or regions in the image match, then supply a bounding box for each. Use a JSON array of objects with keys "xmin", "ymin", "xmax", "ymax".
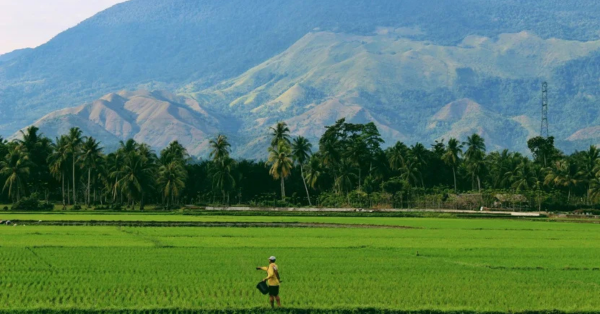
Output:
[
  {"xmin": 0, "ymin": 218, "xmax": 599, "ymax": 311},
  {"xmin": 2, "ymin": 121, "xmax": 600, "ymax": 211}
]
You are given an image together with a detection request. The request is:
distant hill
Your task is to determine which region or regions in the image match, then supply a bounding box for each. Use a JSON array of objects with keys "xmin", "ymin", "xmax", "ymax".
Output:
[
  {"xmin": 12, "ymin": 90, "xmax": 236, "ymax": 156},
  {"xmin": 3, "ymin": 0, "xmax": 600, "ymax": 157}
]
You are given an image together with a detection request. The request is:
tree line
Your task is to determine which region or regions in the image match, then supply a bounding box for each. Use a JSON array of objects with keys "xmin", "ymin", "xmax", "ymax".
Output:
[{"xmin": 1, "ymin": 120, "xmax": 600, "ymax": 211}]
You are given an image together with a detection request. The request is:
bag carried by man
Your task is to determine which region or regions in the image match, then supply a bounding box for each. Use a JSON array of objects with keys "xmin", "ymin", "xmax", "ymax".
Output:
[{"xmin": 256, "ymin": 281, "xmax": 269, "ymax": 295}]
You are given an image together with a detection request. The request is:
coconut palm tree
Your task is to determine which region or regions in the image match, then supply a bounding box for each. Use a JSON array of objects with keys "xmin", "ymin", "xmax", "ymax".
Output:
[
  {"xmin": 119, "ymin": 139, "xmax": 138, "ymax": 155},
  {"xmin": 388, "ymin": 141, "xmax": 407, "ymax": 172},
  {"xmin": 209, "ymin": 134, "xmax": 231, "ymax": 161},
  {"xmin": 105, "ymin": 152, "xmax": 124, "ymax": 203},
  {"xmin": 464, "ymin": 134, "xmax": 486, "ymax": 191},
  {"xmin": 291, "ymin": 136, "xmax": 313, "ymax": 205},
  {"xmin": 267, "ymin": 141, "xmax": 293, "ymax": 200},
  {"xmin": 576, "ymin": 145, "xmax": 600, "ymax": 203},
  {"xmin": 409, "ymin": 143, "xmax": 429, "ymax": 188},
  {"xmin": 335, "ymin": 159, "xmax": 357, "ymax": 196},
  {"xmin": 66, "ymin": 127, "xmax": 83, "ymax": 205},
  {"xmin": 269, "ymin": 122, "xmax": 291, "ymax": 148},
  {"xmin": 158, "ymin": 160, "xmax": 187, "ymax": 208},
  {"xmin": 79, "ymin": 137, "xmax": 103, "ymax": 206},
  {"xmin": 509, "ymin": 160, "xmax": 540, "ymax": 192},
  {"xmin": 211, "ymin": 157, "xmax": 236, "ymax": 204},
  {"xmin": 160, "ymin": 141, "xmax": 188, "ymax": 164},
  {"xmin": 545, "ymin": 159, "xmax": 582, "ymax": 202},
  {"xmin": 441, "ymin": 138, "xmax": 462, "ymax": 193},
  {"xmin": 400, "ymin": 157, "xmax": 421, "ymax": 188},
  {"xmin": 48, "ymin": 136, "xmax": 70, "ymax": 207},
  {"xmin": 113, "ymin": 152, "xmax": 155, "ymax": 210},
  {"xmin": 304, "ymin": 154, "xmax": 323, "ymax": 190},
  {"xmin": 0, "ymin": 145, "xmax": 31, "ymax": 202}
]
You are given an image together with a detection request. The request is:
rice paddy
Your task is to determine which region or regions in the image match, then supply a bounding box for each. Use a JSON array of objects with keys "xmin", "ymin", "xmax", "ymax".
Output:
[{"xmin": 0, "ymin": 214, "xmax": 599, "ymax": 313}]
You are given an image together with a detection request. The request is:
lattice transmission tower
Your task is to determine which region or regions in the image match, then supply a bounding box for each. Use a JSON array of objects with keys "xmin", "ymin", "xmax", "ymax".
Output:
[{"xmin": 541, "ymin": 82, "xmax": 549, "ymax": 138}]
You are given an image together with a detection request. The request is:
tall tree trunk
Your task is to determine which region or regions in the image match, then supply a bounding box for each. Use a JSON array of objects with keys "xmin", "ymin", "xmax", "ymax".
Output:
[
  {"xmin": 72, "ymin": 156, "xmax": 76, "ymax": 205},
  {"xmin": 61, "ymin": 172, "xmax": 65, "ymax": 208},
  {"xmin": 300, "ymin": 165, "xmax": 312, "ymax": 206},
  {"xmin": 140, "ymin": 193, "xmax": 145, "ymax": 211},
  {"xmin": 113, "ymin": 178, "xmax": 118, "ymax": 202},
  {"xmin": 281, "ymin": 177, "xmax": 285, "ymax": 201},
  {"xmin": 358, "ymin": 168, "xmax": 362, "ymax": 191},
  {"xmin": 87, "ymin": 168, "xmax": 91, "ymax": 206},
  {"xmin": 452, "ymin": 167, "xmax": 457, "ymax": 193},
  {"xmin": 67, "ymin": 180, "xmax": 71, "ymax": 206},
  {"xmin": 477, "ymin": 175, "xmax": 481, "ymax": 192}
]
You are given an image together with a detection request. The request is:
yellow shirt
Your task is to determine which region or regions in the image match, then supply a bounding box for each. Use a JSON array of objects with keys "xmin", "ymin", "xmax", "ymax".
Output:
[{"xmin": 261, "ymin": 263, "xmax": 280, "ymax": 286}]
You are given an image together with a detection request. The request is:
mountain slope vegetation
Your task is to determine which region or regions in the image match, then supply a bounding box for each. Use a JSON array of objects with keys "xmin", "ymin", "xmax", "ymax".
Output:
[{"xmin": 3, "ymin": 0, "xmax": 600, "ymax": 156}]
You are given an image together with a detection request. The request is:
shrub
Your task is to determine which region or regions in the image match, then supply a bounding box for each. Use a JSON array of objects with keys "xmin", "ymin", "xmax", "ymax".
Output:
[
  {"xmin": 11, "ymin": 197, "xmax": 41, "ymax": 211},
  {"xmin": 40, "ymin": 203, "xmax": 54, "ymax": 210},
  {"xmin": 72, "ymin": 205, "xmax": 82, "ymax": 211}
]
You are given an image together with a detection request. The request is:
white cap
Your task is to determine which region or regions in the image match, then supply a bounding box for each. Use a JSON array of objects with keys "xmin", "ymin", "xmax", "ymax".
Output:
[{"xmin": 269, "ymin": 256, "xmax": 276, "ymax": 261}]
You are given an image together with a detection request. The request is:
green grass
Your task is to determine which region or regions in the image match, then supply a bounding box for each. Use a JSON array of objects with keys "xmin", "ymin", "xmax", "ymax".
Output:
[{"xmin": 0, "ymin": 217, "xmax": 599, "ymax": 312}]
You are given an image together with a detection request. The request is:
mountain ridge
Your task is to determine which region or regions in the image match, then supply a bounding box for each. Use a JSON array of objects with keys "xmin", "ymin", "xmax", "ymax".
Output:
[{"xmin": 4, "ymin": 0, "xmax": 600, "ymax": 156}]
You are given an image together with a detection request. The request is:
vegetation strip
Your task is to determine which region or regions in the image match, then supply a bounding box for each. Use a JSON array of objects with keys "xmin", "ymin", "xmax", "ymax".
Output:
[
  {"xmin": 0, "ymin": 310, "xmax": 596, "ymax": 314},
  {"xmin": 11, "ymin": 220, "xmax": 416, "ymax": 229}
]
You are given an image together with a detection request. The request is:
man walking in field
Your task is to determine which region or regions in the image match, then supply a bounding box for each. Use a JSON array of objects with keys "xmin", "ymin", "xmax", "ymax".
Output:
[{"xmin": 256, "ymin": 256, "xmax": 281, "ymax": 308}]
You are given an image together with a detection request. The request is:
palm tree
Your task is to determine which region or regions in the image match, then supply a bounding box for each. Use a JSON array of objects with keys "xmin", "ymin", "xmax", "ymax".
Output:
[
  {"xmin": 79, "ymin": 137, "xmax": 103, "ymax": 206},
  {"xmin": 400, "ymin": 157, "xmax": 420, "ymax": 187},
  {"xmin": 388, "ymin": 141, "xmax": 407, "ymax": 171},
  {"xmin": 158, "ymin": 161, "xmax": 187, "ymax": 208},
  {"xmin": 0, "ymin": 145, "xmax": 31, "ymax": 202},
  {"xmin": 119, "ymin": 139, "xmax": 138, "ymax": 155},
  {"xmin": 211, "ymin": 157, "xmax": 236, "ymax": 204},
  {"xmin": 113, "ymin": 152, "xmax": 155, "ymax": 210},
  {"xmin": 270, "ymin": 122, "xmax": 291, "ymax": 148},
  {"xmin": 509, "ymin": 160, "xmax": 539, "ymax": 192},
  {"xmin": 589, "ymin": 177, "xmax": 600, "ymax": 201},
  {"xmin": 267, "ymin": 141, "xmax": 293, "ymax": 200},
  {"xmin": 335, "ymin": 159, "xmax": 357, "ymax": 197},
  {"xmin": 161, "ymin": 141, "xmax": 188, "ymax": 164},
  {"xmin": 66, "ymin": 128, "xmax": 83, "ymax": 205},
  {"xmin": 441, "ymin": 138, "xmax": 462, "ymax": 193},
  {"xmin": 106, "ymin": 152, "xmax": 124, "ymax": 203},
  {"xmin": 577, "ymin": 145, "xmax": 600, "ymax": 203},
  {"xmin": 291, "ymin": 136, "xmax": 313, "ymax": 205},
  {"xmin": 304, "ymin": 155, "xmax": 323, "ymax": 190},
  {"xmin": 464, "ymin": 134, "xmax": 486, "ymax": 191},
  {"xmin": 409, "ymin": 143, "xmax": 428, "ymax": 188},
  {"xmin": 209, "ymin": 134, "xmax": 231, "ymax": 161},
  {"xmin": 545, "ymin": 159, "xmax": 582, "ymax": 202},
  {"xmin": 48, "ymin": 136, "xmax": 70, "ymax": 207}
]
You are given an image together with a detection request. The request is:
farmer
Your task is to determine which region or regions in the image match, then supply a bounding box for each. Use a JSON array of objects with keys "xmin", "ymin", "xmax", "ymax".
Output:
[{"xmin": 256, "ymin": 256, "xmax": 281, "ymax": 308}]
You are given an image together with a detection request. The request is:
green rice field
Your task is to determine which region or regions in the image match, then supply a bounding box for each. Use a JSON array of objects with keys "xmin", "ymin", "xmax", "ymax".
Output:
[{"xmin": 0, "ymin": 213, "xmax": 599, "ymax": 313}]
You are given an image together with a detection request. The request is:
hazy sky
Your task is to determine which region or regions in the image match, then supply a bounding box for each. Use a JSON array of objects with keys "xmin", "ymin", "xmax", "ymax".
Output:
[{"xmin": 0, "ymin": 0, "xmax": 128, "ymax": 55}]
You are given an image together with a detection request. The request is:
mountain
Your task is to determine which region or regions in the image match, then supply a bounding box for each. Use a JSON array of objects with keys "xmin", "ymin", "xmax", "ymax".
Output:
[
  {"xmin": 4, "ymin": 0, "xmax": 600, "ymax": 157},
  {"xmin": 183, "ymin": 30, "xmax": 600, "ymax": 157},
  {"xmin": 0, "ymin": 48, "xmax": 32, "ymax": 63},
  {"xmin": 12, "ymin": 90, "xmax": 234, "ymax": 156},
  {"xmin": 426, "ymin": 99, "xmax": 529, "ymax": 151}
]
